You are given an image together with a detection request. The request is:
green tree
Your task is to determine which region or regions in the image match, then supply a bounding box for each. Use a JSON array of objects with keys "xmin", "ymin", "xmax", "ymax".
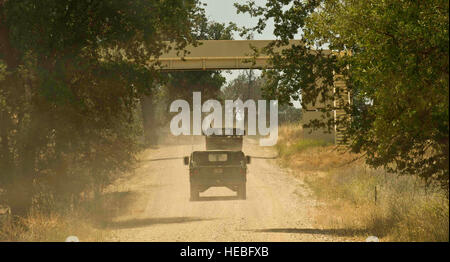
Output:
[
  {"xmin": 152, "ymin": 19, "xmax": 237, "ymax": 130},
  {"xmin": 166, "ymin": 19, "xmax": 236, "ymax": 104},
  {"xmin": 235, "ymin": 0, "xmax": 449, "ymax": 187},
  {"xmin": 0, "ymin": 0, "xmax": 203, "ymax": 215},
  {"xmin": 221, "ymin": 70, "xmax": 262, "ymax": 101},
  {"xmin": 221, "ymin": 71, "xmax": 301, "ymax": 124}
]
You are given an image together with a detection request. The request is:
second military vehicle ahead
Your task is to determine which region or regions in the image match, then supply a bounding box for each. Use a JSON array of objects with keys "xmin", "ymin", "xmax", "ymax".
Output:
[{"xmin": 204, "ymin": 128, "xmax": 244, "ymax": 151}]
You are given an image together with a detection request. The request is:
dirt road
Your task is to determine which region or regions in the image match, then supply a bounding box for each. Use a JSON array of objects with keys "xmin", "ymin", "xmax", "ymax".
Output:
[{"xmin": 104, "ymin": 138, "xmax": 356, "ymax": 242}]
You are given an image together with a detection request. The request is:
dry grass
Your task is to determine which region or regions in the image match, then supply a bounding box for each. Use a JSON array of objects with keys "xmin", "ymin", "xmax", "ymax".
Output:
[
  {"xmin": 277, "ymin": 123, "xmax": 357, "ymax": 173},
  {"xmin": 277, "ymin": 124, "xmax": 449, "ymax": 242},
  {"xmin": 0, "ymin": 188, "xmax": 140, "ymax": 242},
  {"xmin": 0, "ymin": 209, "xmax": 112, "ymax": 242}
]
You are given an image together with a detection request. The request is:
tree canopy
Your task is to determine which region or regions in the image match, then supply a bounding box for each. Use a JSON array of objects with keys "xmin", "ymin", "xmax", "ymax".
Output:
[
  {"xmin": 235, "ymin": 0, "xmax": 449, "ymax": 187},
  {"xmin": 0, "ymin": 0, "xmax": 203, "ymax": 215},
  {"xmin": 165, "ymin": 18, "xmax": 237, "ymax": 105}
]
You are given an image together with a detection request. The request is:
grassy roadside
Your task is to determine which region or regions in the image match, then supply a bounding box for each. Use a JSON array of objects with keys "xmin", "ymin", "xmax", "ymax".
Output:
[
  {"xmin": 0, "ymin": 184, "xmax": 141, "ymax": 242},
  {"xmin": 0, "ymin": 210, "xmax": 110, "ymax": 242},
  {"xmin": 276, "ymin": 124, "xmax": 449, "ymax": 242}
]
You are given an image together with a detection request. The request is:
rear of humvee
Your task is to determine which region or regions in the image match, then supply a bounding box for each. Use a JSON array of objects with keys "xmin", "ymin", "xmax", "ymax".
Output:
[{"xmin": 184, "ymin": 150, "xmax": 250, "ymax": 201}]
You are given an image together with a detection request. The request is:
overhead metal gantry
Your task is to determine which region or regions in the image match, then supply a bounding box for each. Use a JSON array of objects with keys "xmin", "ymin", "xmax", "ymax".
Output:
[
  {"xmin": 154, "ymin": 40, "xmax": 303, "ymax": 71},
  {"xmin": 153, "ymin": 40, "xmax": 348, "ymax": 144}
]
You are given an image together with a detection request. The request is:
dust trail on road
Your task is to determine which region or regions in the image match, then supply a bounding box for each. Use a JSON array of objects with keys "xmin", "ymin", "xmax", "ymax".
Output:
[{"xmin": 104, "ymin": 138, "xmax": 357, "ymax": 242}]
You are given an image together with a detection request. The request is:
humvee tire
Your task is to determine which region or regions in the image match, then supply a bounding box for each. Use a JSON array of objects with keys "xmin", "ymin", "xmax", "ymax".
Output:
[
  {"xmin": 237, "ymin": 183, "xmax": 246, "ymax": 200},
  {"xmin": 190, "ymin": 183, "xmax": 199, "ymax": 201}
]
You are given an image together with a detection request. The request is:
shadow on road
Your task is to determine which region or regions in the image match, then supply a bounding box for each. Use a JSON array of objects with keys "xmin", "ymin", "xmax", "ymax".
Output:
[
  {"xmin": 99, "ymin": 217, "xmax": 214, "ymax": 229},
  {"xmin": 247, "ymin": 228, "xmax": 368, "ymax": 237},
  {"xmin": 249, "ymin": 155, "xmax": 278, "ymax": 159},
  {"xmin": 196, "ymin": 195, "xmax": 241, "ymax": 202},
  {"xmin": 141, "ymin": 157, "xmax": 183, "ymax": 162}
]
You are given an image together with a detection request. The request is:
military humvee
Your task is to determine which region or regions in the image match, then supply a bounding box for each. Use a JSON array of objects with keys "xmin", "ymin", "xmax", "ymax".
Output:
[
  {"xmin": 204, "ymin": 128, "xmax": 244, "ymax": 151},
  {"xmin": 183, "ymin": 150, "xmax": 251, "ymax": 201}
]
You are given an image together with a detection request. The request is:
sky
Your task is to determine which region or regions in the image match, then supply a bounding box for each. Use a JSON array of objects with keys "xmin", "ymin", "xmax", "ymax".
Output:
[
  {"xmin": 200, "ymin": 0, "xmax": 274, "ymax": 84},
  {"xmin": 201, "ymin": 0, "xmax": 275, "ymax": 40},
  {"xmin": 200, "ymin": 0, "xmax": 301, "ymax": 107}
]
